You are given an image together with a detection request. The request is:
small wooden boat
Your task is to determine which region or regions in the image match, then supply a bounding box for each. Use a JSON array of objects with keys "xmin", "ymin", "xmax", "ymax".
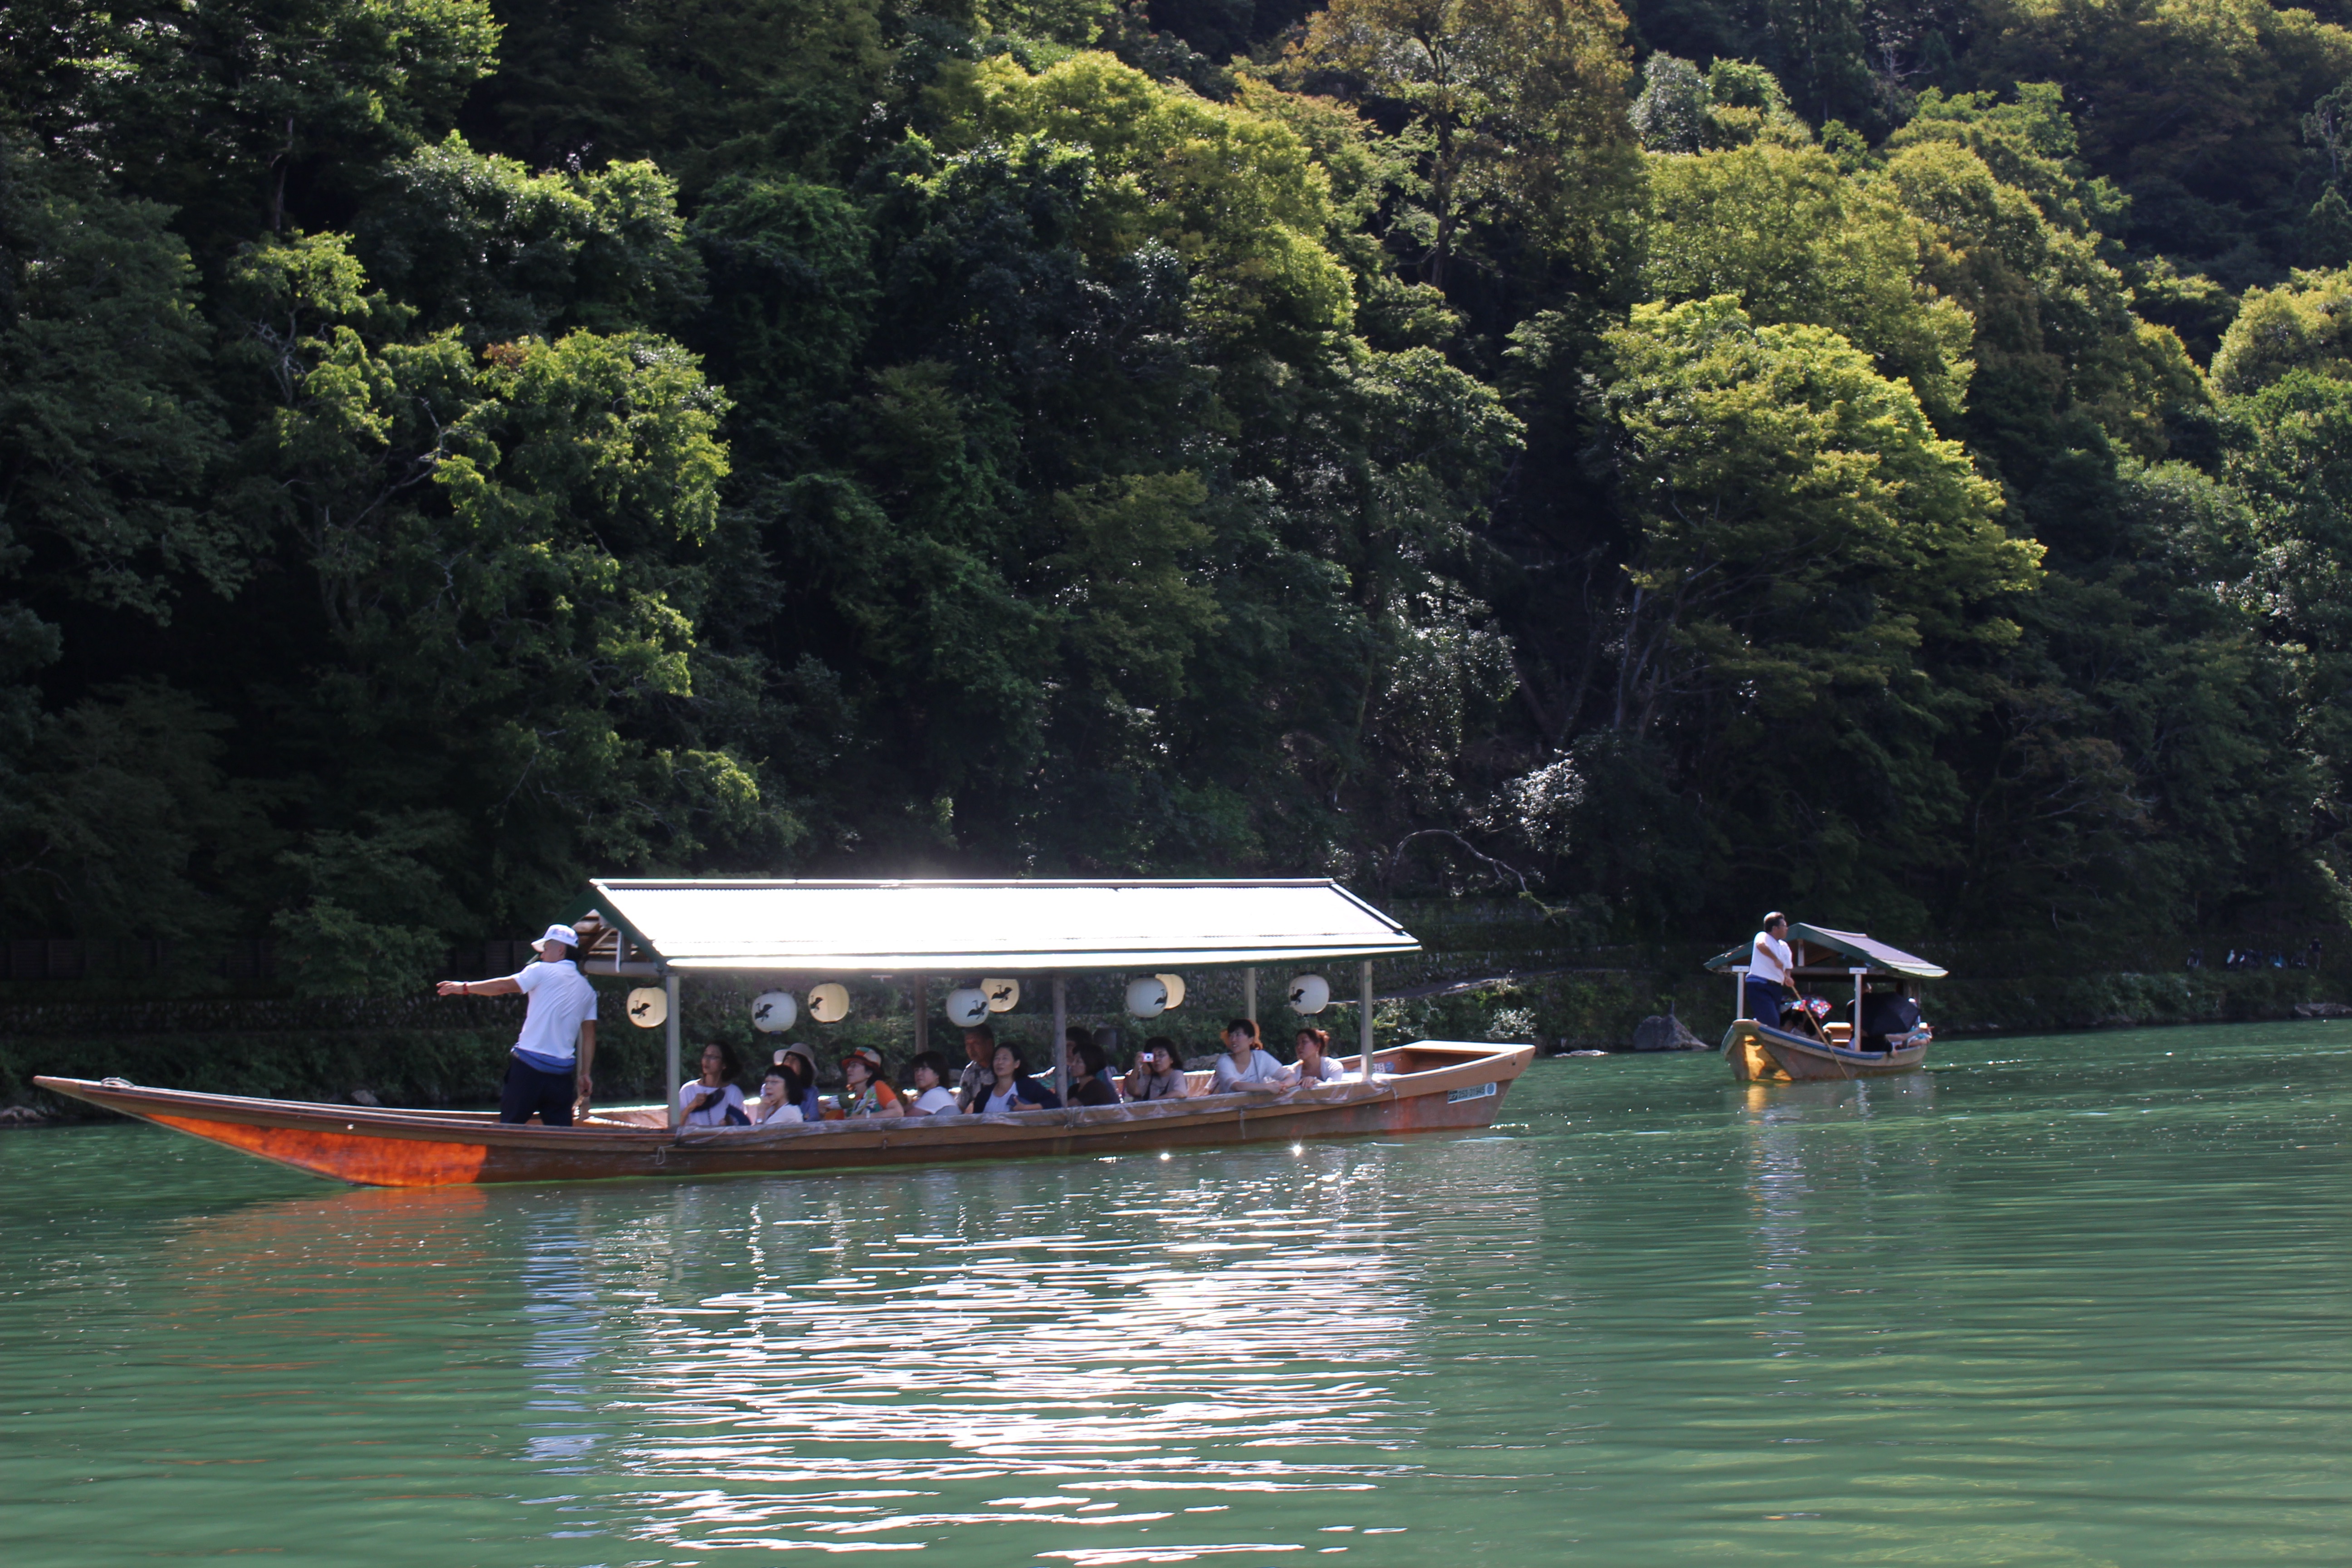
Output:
[
  {"xmin": 37, "ymin": 878, "xmax": 1533, "ymax": 1186},
  {"xmin": 1704, "ymin": 923, "xmax": 1945, "ymax": 1083},
  {"xmin": 34, "ymin": 1044, "xmax": 1531, "ymax": 1187}
]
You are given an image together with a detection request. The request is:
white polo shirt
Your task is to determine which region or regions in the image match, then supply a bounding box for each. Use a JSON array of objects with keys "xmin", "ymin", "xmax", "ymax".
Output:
[
  {"xmin": 1749, "ymin": 931, "xmax": 1794, "ymax": 987},
  {"xmin": 510, "ymin": 958, "xmax": 598, "ymax": 1072}
]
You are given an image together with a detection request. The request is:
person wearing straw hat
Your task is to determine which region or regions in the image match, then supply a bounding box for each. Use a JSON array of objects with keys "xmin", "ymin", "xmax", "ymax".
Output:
[{"xmin": 436, "ymin": 923, "xmax": 599, "ymax": 1126}]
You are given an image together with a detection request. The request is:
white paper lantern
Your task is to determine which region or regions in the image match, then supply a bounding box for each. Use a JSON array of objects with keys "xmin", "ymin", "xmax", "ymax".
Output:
[
  {"xmin": 944, "ymin": 986, "xmax": 991, "ymax": 1027},
  {"xmin": 982, "ymin": 977, "xmax": 1022, "ymax": 1012},
  {"xmin": 1287, "ymin": 973, "xmax": 1331, "ymax": 1014},
  {"xmin": 807, "ymin": 982, "xmax": 851, "ymax": 1024},
  {"xmin": 750, "ymin": 990, "xmax": 797, "ymax": 1032},
  {"xmin": 1154, "ymin": 973, "xmax": 1186, "ymax": 1009},
  {"xmin": 1125, "ymin": 975, "xmax": 1170, "ymax": 1019},
  {"xmin": 625, "ymin": 986, "xmax": 669, "ymax": 1029}
]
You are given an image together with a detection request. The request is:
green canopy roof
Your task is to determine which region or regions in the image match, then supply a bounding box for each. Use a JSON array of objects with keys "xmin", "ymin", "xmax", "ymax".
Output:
[{"xmin": 1704, "ymin": 922, "xmax": 1947, "ymax": 979}]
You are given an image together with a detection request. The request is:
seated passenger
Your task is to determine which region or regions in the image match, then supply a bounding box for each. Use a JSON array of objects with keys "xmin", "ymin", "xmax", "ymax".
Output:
[
  {"xmin": 750, "ymin": 1065, "xmax": 804, "ymax": 1124},
  {"xmin": 1288, "ymin": 1027, "xmax": 1347, "ymax": 1084},
  {"xmin": 1210, "ymin": 1018, "xmax": 1287, "ymax": 1092},
  {"xmin": 977, "ymin": 1043, "xmax": 1062, "ymax": 1112},
  {"xmin": 1066, "ymin": 1041, "xmax": 1119, "ymax": 1106},
  {"xmin": 838, "ymin": 1044, "xmax": 904, "ymax": 1117},
  {"xmin": 1124, "ymin": 1037, "xmax": 1192, "ymax": 1100},
  {"xmin": 904, "ymin": 1051, "xmax": 960, "ymax": 1116},
  {"xmin": 954, "ymin": 1023, "xmax": 998, "ymax": 1112},
  {"xmin": 680, "ymin": 1043, "xmax": 750, "ymax": 1126},
  {"xmin": 1062, "ymin": 1025, "xmax": 1094, "ymax": 1095},
  {"xmin": 773, "ymin": 1043, "xmax": 825, "ymax": 1122}
]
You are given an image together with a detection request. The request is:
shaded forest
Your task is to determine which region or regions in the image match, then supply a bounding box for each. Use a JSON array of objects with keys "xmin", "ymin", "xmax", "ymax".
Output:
[{"xmin": 7, "ymin": 0, "xmax": 2352, "ymax": 990}]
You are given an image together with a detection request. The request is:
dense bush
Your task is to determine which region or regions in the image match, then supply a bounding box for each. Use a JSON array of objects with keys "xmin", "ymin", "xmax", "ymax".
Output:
[{"xmin": 8, "ymin": 0, "xmax": 2352, "ymax": 984}]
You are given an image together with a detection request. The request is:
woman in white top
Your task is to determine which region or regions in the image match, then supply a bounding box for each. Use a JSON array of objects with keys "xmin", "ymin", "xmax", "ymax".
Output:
[
  {"xmin": 749, "ymin": 1065, "xmax": 804, "ymax": 1125},
  {"xmin": 680, "ymin": 1043, "xmax": 748, "ymax": 1126},
  {"xmin": 903, "ymin": 1051, "xmax": 960, "ymax": 1115},
  {"xmin": 1288, "ymin": 1027, "xmax": 1347, "ymax": 1084},
  {"xmin": 1210, "ymin": 1019, "xmax": 1288, "ymax": 1092}
]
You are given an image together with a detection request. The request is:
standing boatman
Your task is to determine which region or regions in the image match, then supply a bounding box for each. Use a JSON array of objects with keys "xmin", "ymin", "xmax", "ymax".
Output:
[
  {"xmin": 1747, "ymin": 912, "xmax": 1796, "ymax": 1031},
  {"xmin": 436, "ymin": 924, "xmax": 599, "ymax": 1126}
]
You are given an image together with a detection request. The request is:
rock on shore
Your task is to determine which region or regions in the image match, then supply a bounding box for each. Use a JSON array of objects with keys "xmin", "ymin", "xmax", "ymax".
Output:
[{"xmin": 1631, "ymin": 1013, "xmax": 1708, "ymax": 1052}]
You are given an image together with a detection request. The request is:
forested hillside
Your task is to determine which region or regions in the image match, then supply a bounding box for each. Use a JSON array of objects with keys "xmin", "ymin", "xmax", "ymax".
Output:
[{"xmin": 6, "ymin": 0, "xmax": 2352, "ymax": 989}]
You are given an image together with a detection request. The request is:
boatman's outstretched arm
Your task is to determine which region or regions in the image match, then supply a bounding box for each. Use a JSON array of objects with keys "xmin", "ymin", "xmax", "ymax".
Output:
[
  {"xmin": 437, "ymin": 976, "xmax": 523, "ymax": 997},
  {"xmin": 574, "ymin": 1021, "xmax": 595, "ymax": 1111}
]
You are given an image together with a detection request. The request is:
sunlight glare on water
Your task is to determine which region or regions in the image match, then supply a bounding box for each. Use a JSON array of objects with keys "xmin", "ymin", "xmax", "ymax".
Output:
[{"xmin": 3, "ymin": 1021, "xmax": 2349, "ymax": 1565}]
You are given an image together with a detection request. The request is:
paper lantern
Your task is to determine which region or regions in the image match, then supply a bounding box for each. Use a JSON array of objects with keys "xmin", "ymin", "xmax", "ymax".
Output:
[
  {"xmin": 1125, "ymin": 975, "xmax": 1170, "ymax": 1019},
  {"xmin": 1287, "ymin": 973, "xmax": 1331, "ymax": 1014},
  {"xmin": 1154, "ymin": 972, "xmax": 1186, "ymax": 1009},
  {"xmin": 807, "ymin": 982, "xmax": 851, "ymax": 1024},
  {"xmin": 625, "ymin": 986, "xmax": 668, "ymax": 1029},
  {"xmin": 750, "ymin": 990, "xmax": 797, "ymax": 1032},
  {"xmin": 944, "ymin": 986, "xmax": 991, "ymax": 1027},
  {"xmin": 982, "ymin": 977, "xmax": 1021, "ymax": 1012}
]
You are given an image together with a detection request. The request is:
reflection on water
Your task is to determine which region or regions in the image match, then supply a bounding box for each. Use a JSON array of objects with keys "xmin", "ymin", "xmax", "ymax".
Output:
[
  {"xmin": 1740, "ymin": 1075, "xmax": 1943, "ymax": 1362},
  {"xmin": 5, "ymin": 1025, "xmax": 2352, "ymax": 1566},
  {"xmin": 590, "ymin": 1157, "xmax": 1426, "ymax": 1556}
]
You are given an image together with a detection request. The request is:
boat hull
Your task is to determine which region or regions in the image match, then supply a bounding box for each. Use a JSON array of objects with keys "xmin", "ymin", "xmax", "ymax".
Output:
[
  {"xmin": 34, "ymin": 1042, "xmax": 1531, "ymax": 1188},
  {"xmin": 1721, "ymin": 1020, "xmax": 1927, "ymax": 1083}
]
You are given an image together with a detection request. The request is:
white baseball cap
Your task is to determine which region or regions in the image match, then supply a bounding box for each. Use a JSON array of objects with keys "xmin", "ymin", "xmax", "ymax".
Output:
[{"xmin": 537, "ymin": 924, "xmax": 580, "ymax": 947}]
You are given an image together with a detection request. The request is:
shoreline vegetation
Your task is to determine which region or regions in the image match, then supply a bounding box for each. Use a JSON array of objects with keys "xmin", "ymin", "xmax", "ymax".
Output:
[
  {"xmin": 9, "ymin": 910, "xmax": 2345, "ymax": 1117},
  {"xmin": 15, "ymin": 0, "xmax": 2352, "ymax": 1059}
]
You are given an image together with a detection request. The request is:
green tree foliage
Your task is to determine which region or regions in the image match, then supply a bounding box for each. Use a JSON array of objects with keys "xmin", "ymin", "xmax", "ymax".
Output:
[
  {"xmin": 454, "ymin": 0, "xmax": 892, "ymax": 178},
  {"xmin": 0, "ymin": 140, "xmax": 233, "ymax": 621},
  {"xmin": 355, "ymin": 137, "xmax": 703, "ymax": 342},
  {"xmin": 1600, "ymin": 294, "xmax": 2034, "ymax": 920},
  {"xmin": 1643, "ymin": 141, "xmax": 1976, "ymax": 421},
  {"xmin": 8, "ymin": 0, "xmax": 2352, "ymax": 988},
  {"xmin": 1284, "ymin": 0, "xmax": 1641, "ymax": 286}
]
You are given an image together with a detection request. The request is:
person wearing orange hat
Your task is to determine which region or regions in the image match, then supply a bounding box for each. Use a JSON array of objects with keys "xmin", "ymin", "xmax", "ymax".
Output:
[{"xmin": 838, "ymin": 1044, "xmax": 904, "ymax": 1118}]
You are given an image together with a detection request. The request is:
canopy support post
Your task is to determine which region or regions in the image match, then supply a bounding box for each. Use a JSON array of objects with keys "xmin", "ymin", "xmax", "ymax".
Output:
[
  {"xmin": 1359, "ymin": 960, "xmax": 1376, "ymax": 1080},
  {"xmin": 664, "ymin": 972, "xmax": 682, "ymax": 1129},
  {"xmin": 1733, "ymin": 965, "xmax": 1749, "ymax": 1023},
  {"xmin": 1243, "ymin": 967, "xmax": 1256, "ymax": 1029},
  {"xmin": 1052, "ymin": 975, "xmax": 1068, "ymax": 1096},
  {"xmin": 911, "ymin": 977, "xmax": 928, "ymax": 1059},
  {"xmin": 1850, "ymin": 966, "xmax": 1868, "ymax": 1047}
]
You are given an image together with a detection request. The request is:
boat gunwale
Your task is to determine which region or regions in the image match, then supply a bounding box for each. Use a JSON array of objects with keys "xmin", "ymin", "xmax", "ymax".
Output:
[
  {"xmin": 31, "ymin": 1042, "xmax": 1531, "ymax": 1150},
  {"xmin": 1720, "ymin": 1019, "xmax": 1928, "ymax": 1069}
]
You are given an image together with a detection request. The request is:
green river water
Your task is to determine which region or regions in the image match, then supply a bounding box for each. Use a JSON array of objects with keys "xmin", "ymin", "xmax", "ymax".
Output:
[{"xmin": 4, "ymin": 1022, "xmax": 2349, "ymax": 1565}]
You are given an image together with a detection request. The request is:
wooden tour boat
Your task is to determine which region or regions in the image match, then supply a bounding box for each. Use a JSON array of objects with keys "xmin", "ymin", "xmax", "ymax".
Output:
[
  {"xmin": 38, "ymin": 879, "xmax": 1532, "ymax": 1187},
  {"xmin": 1704, "ymin": 923, "xmax": 1946, "ymax": 1083}
]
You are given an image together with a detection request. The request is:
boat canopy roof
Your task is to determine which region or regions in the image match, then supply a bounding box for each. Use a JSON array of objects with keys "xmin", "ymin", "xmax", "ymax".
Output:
[
  {"xmin": 1705, "ymin": 922, "xmax": 1947, "ymax": 979},
  {"xmin": 563, "ymin": 878, "xmax": 1420, "ymax": 976}
]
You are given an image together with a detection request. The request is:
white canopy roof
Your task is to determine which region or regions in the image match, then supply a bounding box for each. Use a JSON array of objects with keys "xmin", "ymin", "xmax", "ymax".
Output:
[{"xmin": 576, "ymin": 878, "xmax": 1420, "ymax": 975}]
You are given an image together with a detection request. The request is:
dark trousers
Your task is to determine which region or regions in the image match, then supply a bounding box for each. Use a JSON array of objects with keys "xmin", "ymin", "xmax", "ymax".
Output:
[
  {"xmin": 1744, "ymin": 978, "xmax": 1785, "ymax": 1029},
  {"xmin": 500, "ymin": 1057, "xmax": 576, "ymax": 1127}
]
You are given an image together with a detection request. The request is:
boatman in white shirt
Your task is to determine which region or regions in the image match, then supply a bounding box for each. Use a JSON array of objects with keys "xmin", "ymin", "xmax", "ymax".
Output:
[
  {"xmin": 1747, "ymin": 912, "xmax": 1796, "ymax": 1031},
  {"xmin": 436, "ymin": 924, "xmax": 599, "ymax": 1127}
]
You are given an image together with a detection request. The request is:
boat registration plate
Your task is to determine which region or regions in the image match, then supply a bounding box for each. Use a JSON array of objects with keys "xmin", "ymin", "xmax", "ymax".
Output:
[{"xmin": 1447, "ymin": 1082, "xmax": 1497, "ymax": 1104}]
